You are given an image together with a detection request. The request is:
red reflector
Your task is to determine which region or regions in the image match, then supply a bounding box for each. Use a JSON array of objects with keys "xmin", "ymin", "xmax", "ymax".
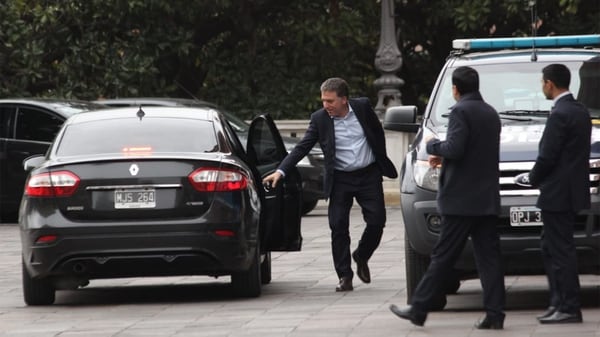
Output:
[
  {"xmin": 214, "ymin": 230, "xmax": 235, "ymax": 237},
  {"xmin": 36, "ymin": 235, "xmax": 58, "ymax": 244}
]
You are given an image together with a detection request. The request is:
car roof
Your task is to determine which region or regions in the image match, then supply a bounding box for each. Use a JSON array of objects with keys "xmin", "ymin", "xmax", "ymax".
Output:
[
  {"xmin": 93, "ymin": 97, "xmax": 250, "ymax": 132},
  {"xmin": 448, "ymin": 48, "xmax": 600, "ymax": 67},
  {"xmin": 93, "ymin": 97, "xmax": 218, "ymax": 108},
  {"xmin": 64, "ymin": 106, "xmax": 218, "ymax": 125},
  {"xmin": 0, "ymin": 98, "xmax": 106, "ymax": 116}
]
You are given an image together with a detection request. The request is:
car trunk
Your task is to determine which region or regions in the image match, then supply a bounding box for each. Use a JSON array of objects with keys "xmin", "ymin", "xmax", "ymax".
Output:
[{"xmin": 51, "ymin": 159, "xmax": 218, "ymax": 221}]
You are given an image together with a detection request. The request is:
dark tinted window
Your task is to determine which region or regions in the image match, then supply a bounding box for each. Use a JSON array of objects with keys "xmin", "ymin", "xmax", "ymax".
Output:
[
  {"xmin": 248, "ymin": 118, "xmax": 281, "ymax": 166},
  {"xmin": 16, "ymin": 108, "xmax": 64, "ymax": 142},
  {"xmin": 0, "ymin": 106, "xmax": 15, "ymax": 139},
  {"xmin": 56, "ymin": 117, "xmax": 219, "ymax": 156}
]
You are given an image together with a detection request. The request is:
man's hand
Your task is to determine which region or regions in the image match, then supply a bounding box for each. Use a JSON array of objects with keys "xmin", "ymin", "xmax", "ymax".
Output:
[
  {"xmin": 428, "ymin": 155, "xmax": 442, "ymax": 168},
  {"xmin": 262, "ymin": 171, "xmax": 283, "ymax": 189},
  {"xmin": 425, "ymin": 135, "xmax": 436, "ymax": 143}
]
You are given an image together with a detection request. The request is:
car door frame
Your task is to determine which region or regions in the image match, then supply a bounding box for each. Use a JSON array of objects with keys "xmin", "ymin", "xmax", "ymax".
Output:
[
  {"xmin": 246, "ymin": 114, "xmax": 303, "ymax": 252},
  {"xmin": 3, "ymin": 105, "xmax": 63, "ymax": 215}
]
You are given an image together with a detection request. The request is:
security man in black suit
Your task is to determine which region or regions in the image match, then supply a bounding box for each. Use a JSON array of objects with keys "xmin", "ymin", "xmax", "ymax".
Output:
[
  {"xmin": 263, "ymin": 77, "xmax": 397, "ymax": 292},
  {"xmin": 389, "ymin": 66, "xmax": 506, "ymax": 329},
  {"xmin": 528, "ymin": 64, "xmax": 591, "ymax": 324}
]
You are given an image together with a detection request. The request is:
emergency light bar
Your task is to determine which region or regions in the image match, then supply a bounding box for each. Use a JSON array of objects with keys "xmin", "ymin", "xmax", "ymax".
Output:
[{"xmin": 453, "ymin": 34, "xmax": 600, "ymax": 50}]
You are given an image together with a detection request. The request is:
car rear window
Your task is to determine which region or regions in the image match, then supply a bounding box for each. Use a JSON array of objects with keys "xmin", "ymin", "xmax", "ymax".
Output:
[{"xmin": 56, "ymin": 117, "xmax": 219, "ymax": 156}]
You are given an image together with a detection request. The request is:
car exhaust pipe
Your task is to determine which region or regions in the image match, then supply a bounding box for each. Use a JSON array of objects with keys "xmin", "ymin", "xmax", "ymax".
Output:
[{"xmin": 72, "ymin": 263, "xmax": 86, "ymax": 274}]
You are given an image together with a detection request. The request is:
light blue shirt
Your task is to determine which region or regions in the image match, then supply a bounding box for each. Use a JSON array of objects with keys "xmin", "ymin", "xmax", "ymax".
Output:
[{"xmin": 332, "ymin": 105, "xmax": 375, "ymax": 171}]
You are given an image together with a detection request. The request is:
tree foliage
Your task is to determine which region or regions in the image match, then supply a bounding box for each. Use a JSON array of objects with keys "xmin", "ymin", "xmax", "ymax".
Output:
[{"xmin": 0, "ymin": 0, "xmax": 598, "ymax": 119}]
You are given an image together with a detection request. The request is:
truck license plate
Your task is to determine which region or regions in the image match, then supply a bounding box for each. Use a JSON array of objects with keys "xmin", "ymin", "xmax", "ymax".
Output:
[
  {"xmin": 510, "ymin": 206, "xmax": 543, "ymax": 226},
  {"xmin": 114, "ymin": 189, "xmax": 156, "ymax": 209}
]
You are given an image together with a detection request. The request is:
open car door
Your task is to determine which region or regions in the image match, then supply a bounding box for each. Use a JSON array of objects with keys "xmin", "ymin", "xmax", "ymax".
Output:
[{"xmin": 247, "ymin": 114, "xmax": 302, "ymax": 251}]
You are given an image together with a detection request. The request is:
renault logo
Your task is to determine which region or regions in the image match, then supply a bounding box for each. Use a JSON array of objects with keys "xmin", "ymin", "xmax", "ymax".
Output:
[{"xmin": 129, "ymin": 164, "xmax": 139, "ymax": 176}]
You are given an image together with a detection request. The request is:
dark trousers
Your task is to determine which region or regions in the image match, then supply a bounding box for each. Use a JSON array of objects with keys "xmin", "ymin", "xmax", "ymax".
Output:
[
  {"xmin": 540, "ymin": 210, "xmax": 581, "ymax": 313},
  {"xmin": 328, "ymin": 164, "xmax": 385, "ymax": 279},
  {"xmin": 411, "ymin": 215, "xmax": 505, "ymax": 319}
]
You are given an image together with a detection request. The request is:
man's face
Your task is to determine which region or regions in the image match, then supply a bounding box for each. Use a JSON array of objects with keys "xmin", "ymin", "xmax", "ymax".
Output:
[
  {"xmin": 321, "ymin": 90, "xmax": 348, "ymax": 117},
  {"xmin": 452, "ymin": 85, "xmax": 459, "ymax": 101},
  {"xmin": 541, "ymin": 78, "xmax": 552, "ymax": 100}
]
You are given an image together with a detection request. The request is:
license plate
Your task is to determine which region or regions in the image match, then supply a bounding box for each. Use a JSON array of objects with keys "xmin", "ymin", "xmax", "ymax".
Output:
[
  {"xmin": 509, "ymin": 206, "xmax": 543, "ymax": 226},
  {"xmin": 114, "ymin": 189, "xmax": 156, "ymax": 209}
]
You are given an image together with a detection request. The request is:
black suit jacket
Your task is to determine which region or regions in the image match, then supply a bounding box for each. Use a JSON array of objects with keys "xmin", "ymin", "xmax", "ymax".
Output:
[
  {"xmin": 278, "ymin": 97, "xmax": 397, "ymax": 198},
  {"xmin": 426, "ymin": 92, "xmax": 501, "ymax": 216},
  {"xmin": 529, "ymin": 94, "xmax": 591, "ymax": 212}
]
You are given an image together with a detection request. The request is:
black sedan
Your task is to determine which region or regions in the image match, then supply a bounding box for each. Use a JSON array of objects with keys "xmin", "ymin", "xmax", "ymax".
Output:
[
  {"xmin": 0, "ymin": 99, "xmax": 106, "ymax": 222},
  {"xmin": 93, "ymin": 97, "xmax": 325, "ymax": 214},
  {"xmin": 19, "ymin": 106, "xmax": 303, "ymax": 305}
]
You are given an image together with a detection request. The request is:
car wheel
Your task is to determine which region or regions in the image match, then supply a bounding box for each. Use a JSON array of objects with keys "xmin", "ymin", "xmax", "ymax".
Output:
[
  {"xmin": 404, "ymin": 233, "xmax": 446, "ymax": 311},
  {"xmin": 231, "ymin": 244, "xmax": 262, "ymax": 297},
  {"xmin": 260, "ymin": 252, "xmax": 272, "ymax": 284},
  {"xmin": 301, "ymin": 199, "xmax": 318, "ymax": 215},
  {"xmin": 22, "ymin": 259, "xmax": 55, "ymax": 305}
]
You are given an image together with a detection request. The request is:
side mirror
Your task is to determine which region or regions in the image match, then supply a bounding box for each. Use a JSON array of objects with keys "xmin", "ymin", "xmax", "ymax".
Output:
[
  {"xmin": 383, "ymin": 105, "xmax": 419, "ymax": 133},
  {"xmin": 23, "ymin": 155, "xmax": 46, "ymax": 171}
]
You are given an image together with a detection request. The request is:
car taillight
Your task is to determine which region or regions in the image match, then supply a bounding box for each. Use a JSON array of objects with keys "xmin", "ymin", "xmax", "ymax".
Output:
[
  {"xmin": 25, "ymin": 171, "xmax": 80, "ymax": 197},
  {"xmin": 188, "ymin": 168, "xmax": 248, "ymax": 192}
]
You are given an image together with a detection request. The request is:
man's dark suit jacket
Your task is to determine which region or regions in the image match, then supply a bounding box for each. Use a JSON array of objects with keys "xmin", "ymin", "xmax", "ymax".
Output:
[
  {"xmin": 278, "ymin": 97, "xmax": 398, "ymax": 198},
  {"xmin": 529, "ymin": 94, "xmax": 591, "ymax": 212},
  {"xmin": 426, "ymin": 91, "xmax": 501, "ymax": 216}
]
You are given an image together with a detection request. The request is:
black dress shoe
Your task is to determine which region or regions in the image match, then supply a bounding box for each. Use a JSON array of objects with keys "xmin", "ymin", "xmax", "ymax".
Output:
[
  {"xmin": 335, "ymin": 277, "xmax": 353, "ymax": 292},
  {"xmin": 389, "ymin": 304, "xmax": 427, "ymax": 327},
  {"xmin": 352, "ymin": 250, "xmax": 370, "ymax": 284},
  {"xmin": 538, "ymin": 311, "xmax": 582, "ymax": 324},
  {"xmin": 536, "ymin": 306, "xmax": 557, "ymax": 320},
  {"xmin": 474, "ymin": 316, "xmax": 504, "ymax": 330}
]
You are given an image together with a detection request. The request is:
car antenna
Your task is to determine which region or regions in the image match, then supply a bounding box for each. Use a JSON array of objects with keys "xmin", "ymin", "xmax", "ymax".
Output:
[
  {"xmin": 174, "ymin": 80, "xmax": 202, "ymax": 103},
  {"xmin": 137, "ymin": 106, "xmax": 145, "ymax": 120},
  {"xmin": 529, "ymin": 0, "xmax": 538, "ymax": 62}
]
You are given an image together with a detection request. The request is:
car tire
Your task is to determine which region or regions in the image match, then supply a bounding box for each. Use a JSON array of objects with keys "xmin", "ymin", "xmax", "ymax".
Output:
[
  {"xmin": 231, "ymin": 244, "xmax": 262, "ymax": 298},
  {"xmin": 22, "ymin": 259, "xmax": 55, "ymax": 306},
  {"xmin": 404, "ymin": 233, "xmax": 447, "ymax": 311},
  {"xmin": 260, "ymin": 252, "xmax": 272, "ymax": 284},
  {"xmin": 301, "ymin": 199, "xmax": 318, "ymax": 215}
]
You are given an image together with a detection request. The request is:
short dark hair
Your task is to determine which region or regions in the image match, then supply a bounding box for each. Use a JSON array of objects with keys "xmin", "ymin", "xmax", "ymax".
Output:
[
  {"xmin": 452, "ymin": 66, "xmax": 479, "ymax": 95},
  {"xmin": 320, "ymin": 77, "xmax": 349, "ymax": 98},
  {"xmin": 543, "ymin": 64, "xmax": 571, "ymax": 89}
]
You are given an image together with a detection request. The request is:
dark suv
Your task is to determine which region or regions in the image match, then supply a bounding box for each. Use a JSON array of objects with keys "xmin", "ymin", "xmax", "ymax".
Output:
[{"xmin": 384, "ymin": 34, "xmax": 600, "ymax": 309}]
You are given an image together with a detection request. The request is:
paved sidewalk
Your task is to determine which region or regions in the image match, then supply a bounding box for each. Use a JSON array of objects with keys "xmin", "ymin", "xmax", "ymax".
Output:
[{"xmin": 0, "ymin": 203, "xmax": 598, "ymax": 336}]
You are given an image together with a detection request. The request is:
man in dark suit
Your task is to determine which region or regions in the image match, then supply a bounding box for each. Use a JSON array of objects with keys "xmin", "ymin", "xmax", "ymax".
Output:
[
  {"xmin": 262, "ymin": 77, "xmax": 397, "ymax": 292},
  {"xmin": 528, "ymin": 63, "xmax": 590, "ymax": 324},
  {"xmin": 389, "ymin": 66, "xmax": 506, "ymax": 329}
]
